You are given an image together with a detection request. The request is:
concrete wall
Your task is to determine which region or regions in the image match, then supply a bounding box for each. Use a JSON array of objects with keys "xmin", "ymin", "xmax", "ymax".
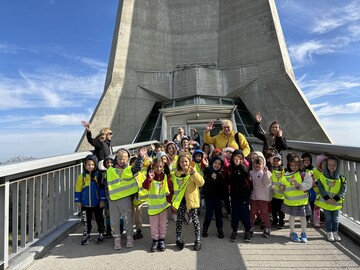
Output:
[{"xmin": 77, "ymin": 0, "xmax": 331, "ymax": 152}]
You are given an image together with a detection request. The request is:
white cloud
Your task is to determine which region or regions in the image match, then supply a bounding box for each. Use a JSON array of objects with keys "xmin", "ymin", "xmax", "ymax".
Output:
[
  {"xmin": 299, "ymin": 73, "xmax": 360, "ymax": 100},
  {"xmin": 0, "ymin": 130, "xmax": 84, "ymax": 162},
  {"xmin": 320, "ymin": 116, "xmax": 360, "ymax": 147},
  {"xmin": 288, "ymin": 40, "xmax": 333, "ymax": 68},
  {"xmin": 310, "ymin": 0, "xmax": 360, "ymax": 34},
  {"xmin": 34, "ymin": 113, "xmax": 90, "ymax": 126},
  {"xmin": 311, "ymin": 102, "xmax": 329, "ymax": 109},
  {"xmin": 0, "ymin": 69, "xmax": 105, "ymax": 110},
  {"xmin": 0, "ymin": 42, "xmax": 18, "ymax": 54},
  {"xmin": 315, "ymin": 102, "xmax": 360, "ymax": 116}
]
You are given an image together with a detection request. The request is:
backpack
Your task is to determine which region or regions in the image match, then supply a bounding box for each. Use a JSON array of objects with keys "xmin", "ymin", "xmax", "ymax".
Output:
[{"xmin": 234, "ymin": 132, "xmax": 254, "ymax": 153}]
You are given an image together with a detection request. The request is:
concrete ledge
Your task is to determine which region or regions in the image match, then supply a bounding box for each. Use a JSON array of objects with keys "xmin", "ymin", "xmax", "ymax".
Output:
[
  {"xmin": 340, "ymin": 215, "xmax": 360, "ymax": 246},
  {"xmin": 8, "ymin": 217, "xmax": 80, "ymax": 270}
]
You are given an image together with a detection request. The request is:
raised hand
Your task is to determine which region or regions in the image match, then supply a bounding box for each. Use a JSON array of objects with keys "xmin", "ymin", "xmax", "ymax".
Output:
[
  {"xmin": 138, "ymin": 147, "xmax": 147, "ymax": 157},
  {"xmin": 148, "ymin": 169, "xmax": 155, "ymax": 180},
  {"xmin": 189, "ymin": 166, "xmax": 196, "ymax": 175},
  {"xmin": 81, "ymin": 120, "xmax": 91, "ymax": 131},
  {"xmin": 206, "ymin": 121, "xmax": 214, "ymax": 131},
  {"xmin": 255, "ymin": 112, "xmax": 262, "ymax": 123},
  {"xmin": 202, "ymin": 157, "xmax": 209, "ymax": 167}
]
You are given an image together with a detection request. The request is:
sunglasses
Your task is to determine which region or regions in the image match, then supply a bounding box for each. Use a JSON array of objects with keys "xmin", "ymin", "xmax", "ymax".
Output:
[{"xmin": 107, "ymin": 132, "xmax": 113, "ymax": 135}]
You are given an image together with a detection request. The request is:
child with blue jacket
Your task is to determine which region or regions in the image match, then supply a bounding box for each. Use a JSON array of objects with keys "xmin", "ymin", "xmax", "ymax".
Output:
[{"xmin": 75, "ymin": 155, "xmax": 105, "ymax": 245}]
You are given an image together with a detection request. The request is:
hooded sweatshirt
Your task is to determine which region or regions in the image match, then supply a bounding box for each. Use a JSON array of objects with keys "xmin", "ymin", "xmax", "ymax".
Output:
[
  {"xmin": 317, "ymin": 156, "xmax": 347, "ymax": 202},
  {"xmin": 75, "ymin": 155, "xmax": 105, "ymax": 207},
  {"xmin": 249, "ymin": 155, "xmax": 272, "ymax": 202},
  {"xmin": 202, "ymin": 156, "xmax": 224, "ymax": 197}
]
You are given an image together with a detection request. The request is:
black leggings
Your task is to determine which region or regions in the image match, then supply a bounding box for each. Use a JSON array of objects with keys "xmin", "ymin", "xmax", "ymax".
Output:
[{"xmin": 176, "ymin": 203, "xmax": 201, "ymax": 241}]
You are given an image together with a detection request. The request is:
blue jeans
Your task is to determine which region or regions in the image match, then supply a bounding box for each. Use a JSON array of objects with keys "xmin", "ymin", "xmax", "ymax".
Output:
[
  {"xmin": 203, "ymin": 195, "xmax": 223, "ymax": 229},
  {"xmin": 323, "ymin": 209, "xmax": 339, "ymax": 232},
  {"xmin": 230, "ymin": 198, "xmax": 251, "ymax": 232}
]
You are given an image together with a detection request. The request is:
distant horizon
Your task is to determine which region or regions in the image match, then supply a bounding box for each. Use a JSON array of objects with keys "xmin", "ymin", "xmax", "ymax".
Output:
[{"xmin": 1, "ymin": 0, "xmax": 359, "ymax": 162}]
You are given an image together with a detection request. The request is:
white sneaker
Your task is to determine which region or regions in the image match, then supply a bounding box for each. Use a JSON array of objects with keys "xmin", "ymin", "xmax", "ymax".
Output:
[
  {"xmin": 333, "ymin": 232, "xmax": 341, "ymax": 241},
  {"xmin": 327, "ymin": 232, "xmax": 335, "ymax": 242}
]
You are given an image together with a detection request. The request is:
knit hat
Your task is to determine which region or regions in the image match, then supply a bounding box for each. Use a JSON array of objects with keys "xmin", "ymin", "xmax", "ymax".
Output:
[
  {"xmin": 210, "ymin": 155, "xmax": 224, "ymax": 172},
  {"xmin": 223, "ymin": 147, "xmax": 235, "ymax": 153},
  {"xmin": 315, "ymin": 154, "xmax": 328, "ymax": 169},
  {"xmin": 192, "ymin": 149, "xmax": 204, "ymax": 162},
  {"xmin": 254, "ymin": 151, "xmax": 265, "ymax": 163},
  {"xmin": 273, "ymin": 153, "xmax": 282, "ymax": 161},
  {"xmin": 156, "ymin": 151, "xmax": 167, "ymax": 160}
]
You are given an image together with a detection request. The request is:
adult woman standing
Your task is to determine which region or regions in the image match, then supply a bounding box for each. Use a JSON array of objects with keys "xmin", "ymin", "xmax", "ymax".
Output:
[
  {"xmin": 173, "ymin": 127, "xmax": 187, "ymax": 148},
  {"xmin": 253, "ymin": 112, "xmax": 287, "ymax": 154},
  {"xmin": 81, "ymin": 120, "xmax": 114, "ymax": 168},
  {"xmin": 204, "ymin": 120, "xmax": 250, "ymax": 158}
]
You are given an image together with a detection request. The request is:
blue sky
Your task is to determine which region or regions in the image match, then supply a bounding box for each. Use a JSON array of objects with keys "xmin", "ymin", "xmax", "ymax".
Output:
[{"xmin": 0, "ymin": 0, "xmax": 359, "ymax": 162}]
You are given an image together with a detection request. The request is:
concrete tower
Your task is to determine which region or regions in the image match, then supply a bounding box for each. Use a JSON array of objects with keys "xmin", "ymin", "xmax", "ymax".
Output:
[{"xmin": 77, "ymin": 0, "xmax": 331, "ymax": 151}]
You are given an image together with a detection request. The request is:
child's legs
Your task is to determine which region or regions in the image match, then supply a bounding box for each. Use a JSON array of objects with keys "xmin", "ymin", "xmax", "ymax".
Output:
[
  {"xmin": 300, "ymin": 216, "xmax": 307, "ymax": 233},
  {"xmin": 213, "ymin": 196, "xmax": 223, "ymax": 229},
  {"xmin": 331, "ymin": 210, "xmax": 339, "ymax": 232},
  {"xmin": 230, "ymin": 198, "xmax": 240, "ymax": 231},
  {"xmin": 108, "ymin": 200, "xmax": 122, "ymax": 237},
  {"xmin": 203, "ymin": 196, "xmax": 214, "ymax": 228},
  {"xmin": 271, "ymin": 198, "xmax": 284, "ymax": 222},
  {"xmin": 85, "ymin": 207, "xmax": 93, "ymax": 234},
  {"xmin": 313, "ymin": 206, "xmax": 321, "ymax": 224},
  {"xmin": 250, "ymin": 200, "xmax": 259, "ymax": 226},
  {"xmin": 93, "ymin": 205, "xmax": 105, "ymax": 233},
  {"xmin": 105, "ymin": 199, "xmax": 111, "ymax": 226},
  {"xmin": 133, "ymin": 204, "xmax": 142, "ymax": 230},
  {"xmin": 158, "ymin": 210, "xmax": 168, "ymax": 239},
  {"xmin": 189, "ymin": 208, "xmax": 201, "ymax": 241},
  {"xmin": 239, "ymin": 201, "xmax": 251, "ymax": 232},
  {"xmin": 289, "ymin": 215, "xmax": 295, "ymax": 233},
  {"xmin": 323, "ymin": 210, "xmax": 333, "ymax": 232},
  {"xmin": 176, "ymin": 204, "xmax": 186, "ymax": 239},
  {"xmin": 119, "ymin": 196, "xmax": 133, "ymax": 236},
  {"xmin": 258, "ymin": 200, "xmax": 271, "ymax": 229},
  {"xmin": 149, "ymin": 215, "xmax": 160, "ymax": 240}
]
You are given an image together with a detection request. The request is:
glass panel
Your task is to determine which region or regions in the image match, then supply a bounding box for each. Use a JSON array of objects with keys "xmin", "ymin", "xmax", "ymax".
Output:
[
  {"xmin": 175, "ymin": 98, "xmax": 194, "ymax": 106},
  {"xmin": 236, "ymin": 125, "xmax": 248, "ymax": 136},
  {"xmin": 163, "ymin": 102, "xmax": 174, "ymax": 108},
  {"xmin": 151, "ymin": 128, "xmax": 161, "ymax": 141},
  {"xmin": 221, "ymin": 99, "xmax": 234, "ymax": 105},
  {"xmin": 235, "ymin": 99, "xmax": 248, "ymax": 111},
  {"xmin": 245, "ymin": 125, "xmax": 254, "ymax": 136},
  {"xmin": 137, "ymin": 130, "xmax": 152, "ymax": 142},
  {"xmin": 239, "ymin": 110, "xmax": 255, "ymax": 126},
  {"xmin": 198, "ymin": 97, "xmax": 220, "ymax": 105},
  {"xmin": 143, "ymin": 114, "xmax": 159, "ymax": 130}
]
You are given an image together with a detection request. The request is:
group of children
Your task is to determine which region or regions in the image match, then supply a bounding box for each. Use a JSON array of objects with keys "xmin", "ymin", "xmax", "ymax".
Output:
[{"xmin": 74, "ymin": 140, "xmax": 347, "ymax": 252}]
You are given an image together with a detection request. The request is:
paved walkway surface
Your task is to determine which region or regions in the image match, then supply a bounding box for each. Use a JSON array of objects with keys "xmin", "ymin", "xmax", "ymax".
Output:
[{"xmin": 25, "ymin": 206, "xmax": 360, "ymax": 270}]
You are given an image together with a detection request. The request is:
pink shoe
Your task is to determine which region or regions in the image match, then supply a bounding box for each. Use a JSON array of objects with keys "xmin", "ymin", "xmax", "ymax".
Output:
[{"xmin": 126, "ymin": 235, "xmax": 134, "ymax": 248}]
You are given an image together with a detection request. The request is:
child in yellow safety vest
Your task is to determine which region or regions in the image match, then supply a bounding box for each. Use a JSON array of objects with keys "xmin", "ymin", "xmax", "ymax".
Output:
[
  {"xmin": 143, "ymin": 158, "xmax": 173, "ymax": 252},
  {"xmin": 279, "ymin": 154, "xmax": 312, "ymax": 243},
  {"xmin": 315, "ymin": 156, "xmax": 347, "ymax": 242},
  {"xmin": 171, "ymin": 152, "xmax": 204, "ymax": 251}
]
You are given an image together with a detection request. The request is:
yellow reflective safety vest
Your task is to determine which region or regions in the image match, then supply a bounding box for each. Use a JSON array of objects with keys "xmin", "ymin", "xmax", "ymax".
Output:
[
  {"xmin": 171, "ymin": 172, "xmax": 190, "ymax": 210},
  {"xmin": 169, "ymin": 155, "xmax": 179, "ymax": 173},
  {"xmin": 106, "ymin": 166, "xmax": 139, "ymax": 201},
  {"xmin": 282, "ymin": 171, "xmax": 308, "ymax": 206},
  {"xmin": 194, "ymin": 163, "xmax": 204, "ymax": 177},
  {"xmin": 314, "ymin": 175, "xmax": 344, "ymax": 211},
  {"xmin": 271, "ymin": 169, "xmax": 284, "ymax": 200},
  {"xmin": 132, "ymin": 171, "xmax": 148, "ymax": 206},
  {"xmin": 313, "ymin": 168, "xmax": 323, "ymax": 181},
  {"xmin": 147, "ymin": 175, "xmax": 170, "ymax": 215}
]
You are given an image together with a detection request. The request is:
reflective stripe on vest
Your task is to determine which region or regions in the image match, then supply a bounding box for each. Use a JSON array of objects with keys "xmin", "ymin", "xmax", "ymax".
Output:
[
  {"xmin": 283, "ymin": 171, "xmax": 308, "ymax": 206},
  {"xmin": 106, "ymin": 166, "xmax": 139, "ymax": 201},
  {"xmin": 272, "ymin": 169, "xmax": 284, "ymax": 199},
  {"xmin": 314, "ymin": 175, "xmax": 344, "ymax": 211},
  {"xmin": 171, "ymin": 172, "xmax": 190, "ymax": 210},
  {"xmin": 147, "ymin": 176, "xmax": 170, "ymax": 215},
  {"xmin": 133, "ymin": 172, "xmax": 148, "ymax": 206}
]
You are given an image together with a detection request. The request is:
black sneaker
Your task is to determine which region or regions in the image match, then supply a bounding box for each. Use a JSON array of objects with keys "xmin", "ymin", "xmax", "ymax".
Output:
[
  {"xmin": 244, "ymin": 231, "xmax": 251, "ymax": 243},
  {"xmin": 151, "ymin": 240, "xmax": 158, "ymax": 252},
  {"xmin": 105, "ymin": 225, "xmax": 112, "ymax": 238},
  {"xmin": 272, "ymin": 220, "xmax": 278, "ymax": 226},
  {"xmin": 230, "ymin": 232, "xmax": 238, "ymax": 242},
  {"xmin": 81, "ymin": 234, "xmax": 90, "ymax": 245},
  {"xmin": 262, "ymin": 228, "xmax": 271, "ymax": 238},
  {"xmin": 176, "ymin": 239, "xmax": 185, "ymax": 250},
  {"xmin": 202, "ymin": 227, "xmax": 208, "ymax": 237},
  {"xmin": 278, "ymin": 221, "xmax": 285, "ymax": 229},
  {"xmin": 217, "ymin": 228, "xmax": 224, "ymax": 239},
  {"xmin": 194, "ymin": 240, "xmax": 201, "ymax": 251},
  {"xmin": 249, "ymin": 228, "xmax": 254, "ymax": 237},
  {"xmin": 135, "ymin": 228, "xmax": 143, "ymax": 239},
  {"xmin": 158, "ymin": 239, "xmax": 166, "ymax": 251},
  {"xmin": 96, "ymin": 233, "xmax": 104, "ymax": 244}
]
